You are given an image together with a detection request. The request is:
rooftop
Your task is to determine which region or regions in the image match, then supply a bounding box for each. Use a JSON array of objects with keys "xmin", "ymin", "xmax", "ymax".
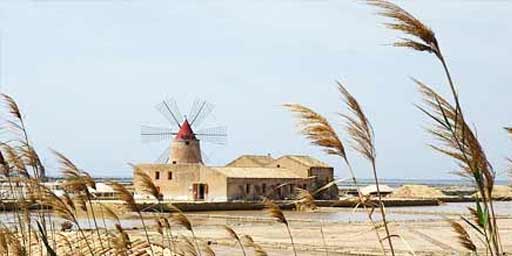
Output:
[
  {"xmin": 225, "ymin": 155, "xmax": 275, "ymax": 167},
  {"xmin": 211, "ymin": 167, "xmax": 302, "ymax": 179},
  {"xmin": 277, "ymin": 155, "xmax": 331, "ymax": 168}
]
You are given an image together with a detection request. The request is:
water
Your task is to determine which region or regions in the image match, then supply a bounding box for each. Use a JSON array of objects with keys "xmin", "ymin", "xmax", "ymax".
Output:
[
  {"xmin": 337, "ymin": 178, "xmax": 510, "ymax": 189},
  {"xmin": 189, "ymin": 201, "xmax": 512, "ymax": 223},
  {"xmin": 1, "ymin": 201, "xmax": 510, "ymax": 231}
]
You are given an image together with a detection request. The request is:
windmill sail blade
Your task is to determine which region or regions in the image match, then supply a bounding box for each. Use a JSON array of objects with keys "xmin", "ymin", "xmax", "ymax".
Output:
[
  {"xmin": 195, "ymin": 126, "xmax": 228, "ymax": 145},
  {"xmin": 188, "ymin": 98, "xmax": 214, "ymax": 128},
  {"xmin": 156, "ymin": 98, "xmax": 184, "ymax": 128},
  {"xmin": 141, "ymin": 125, "xmax": 177, "ymax": 143},
  {"xmin": 156, "ymin": 146, "xmax": 171, "ymax": 164}
]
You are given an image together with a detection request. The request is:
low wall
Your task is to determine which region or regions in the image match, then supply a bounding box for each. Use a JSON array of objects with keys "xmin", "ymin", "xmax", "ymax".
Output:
[{"xmin": 136, "ymin": 198, "xmax": 440, "ymax": 212}]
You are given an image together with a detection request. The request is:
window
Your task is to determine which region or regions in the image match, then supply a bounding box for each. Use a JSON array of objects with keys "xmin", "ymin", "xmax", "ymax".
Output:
[
  {"xmin": 303, "ymin": 184, "xmax": 307, "ymax": 189},
  {"xmin": 155, "ymin": 171, "xmax": 160, "ymax": 180},
  {"xmin": 168, "ymin": 171, "xmax": 173, "ymax": 180},
  {"xmin": 262, "ymin": 183, "xmax": 266, "ymax": 194},
  {"xmin": 185, "ymin": 141, "xmax": 190, "ymax": 145},
  {"xmin": 172, "ymin": 161, "xmax": 177, "ymax": 164},
  {"xmin": 245, "ymin": 184, "xmax": 250, "ymax": 194},
  {"xmin": 276, "ymin": 164, "xmax": 280, "ymax": 168}
]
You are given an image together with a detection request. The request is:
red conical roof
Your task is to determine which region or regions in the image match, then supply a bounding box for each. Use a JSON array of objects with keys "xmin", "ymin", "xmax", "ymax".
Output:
[{"xmin": 175, "ymin": 119, "xmax": 197, "ymax": 140}]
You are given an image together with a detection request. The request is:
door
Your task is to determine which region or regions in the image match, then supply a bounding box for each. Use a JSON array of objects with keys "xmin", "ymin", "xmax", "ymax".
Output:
[{"xmin": 193, "ymin": 183, "xmax": 208, "ymax": 200}]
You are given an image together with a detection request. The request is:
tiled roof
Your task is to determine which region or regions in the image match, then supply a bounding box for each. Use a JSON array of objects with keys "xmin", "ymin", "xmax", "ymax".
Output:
[
  {"xmin": 211, "ymin": 167, "xmax": 302, "ymax": 179},
  {"xmin": 279, "ymin": 155, "xmax": 331, "ymax": 168},
  {"xmin": 225, "ymin": 155, "xmax": 275, "ymax": 167}
]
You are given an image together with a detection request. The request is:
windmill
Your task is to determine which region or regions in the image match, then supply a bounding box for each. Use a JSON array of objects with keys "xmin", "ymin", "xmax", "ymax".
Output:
[{"xmin": 141, "ymin": 98, "xmax": 227, "ymax": 164}]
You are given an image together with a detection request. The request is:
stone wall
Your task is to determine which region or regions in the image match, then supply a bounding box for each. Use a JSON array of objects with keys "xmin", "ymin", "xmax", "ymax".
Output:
[{"xmin": 226, "ymin": 177, "xmax": 314, "ymax": 201}]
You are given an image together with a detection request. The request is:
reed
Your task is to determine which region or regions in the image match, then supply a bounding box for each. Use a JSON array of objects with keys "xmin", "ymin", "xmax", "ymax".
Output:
[
  {"xmin": 53, "ymin": 150, "xmax": 105, "ymax": 249},
  {"xmin": 293, "ymin": 188, "xmax": 330, "ymax": 256},
  {"xmin": 109, "ymin": 181, "xmax": 155, "ymax": 256},
  {"xmin": 284, "ymin": 103, "xmax": 390, "ymax": 254},
  {"xmin": 264, "ymin": 199, "xmax": 297, "ymax": 256},
  {"xmin": 367, "ymin": 0, "xmax": 503, "ymax": 254},
  {"xmin": 336, "ymin": 82, "xmax": 395, "ymax": 254},
  {"xmin": 241, "ymin": 234, "xmax": 269, "ymax": 256},
  {"xmin": 172, "ymin": 211, "xmax": 202, "ymax": 256},
  {"xmin": 222, "ymin": 225, "xmax": 247, "ymax": 256}
]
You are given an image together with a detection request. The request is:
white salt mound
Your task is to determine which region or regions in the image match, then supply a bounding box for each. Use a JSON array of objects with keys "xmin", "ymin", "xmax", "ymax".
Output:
[
  {"xmin": 473, "ymin": 185, "xmax": 512, "ymax": 199},
  {"xmin": 391, "ymin": 185, "xmax": 445, "ymax": 198}
]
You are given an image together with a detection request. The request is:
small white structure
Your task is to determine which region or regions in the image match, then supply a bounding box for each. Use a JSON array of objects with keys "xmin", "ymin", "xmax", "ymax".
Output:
[
  {"xmin": 88, "ymin": 182, "xmax": 119, "ymax": 200},
  {"xmin": 361, "ymin": 184, "xmax": 394, "ymax": 197}
]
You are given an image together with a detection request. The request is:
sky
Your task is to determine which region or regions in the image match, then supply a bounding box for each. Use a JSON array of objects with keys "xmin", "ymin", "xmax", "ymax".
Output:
[{"xmin": 0, "ymin": 0, "xmax": 511, "ymax": 180}]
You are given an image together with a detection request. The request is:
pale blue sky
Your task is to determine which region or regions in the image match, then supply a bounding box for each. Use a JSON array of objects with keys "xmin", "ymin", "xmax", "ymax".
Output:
[{"xmin": 0, "ymin": 0, "xmax": 511, "ymax": 179}]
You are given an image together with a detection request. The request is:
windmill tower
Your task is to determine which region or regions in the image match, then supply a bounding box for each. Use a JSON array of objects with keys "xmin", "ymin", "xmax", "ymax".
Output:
[{"xmin": 141, "ymin": 98, "xmax": 227, "ymax": 165}]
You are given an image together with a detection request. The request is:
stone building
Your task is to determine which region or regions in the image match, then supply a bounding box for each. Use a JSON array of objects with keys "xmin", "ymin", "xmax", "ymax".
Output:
[{"xmin": 135, "ymin": 119, "xmax": 337, "ymax": 201}]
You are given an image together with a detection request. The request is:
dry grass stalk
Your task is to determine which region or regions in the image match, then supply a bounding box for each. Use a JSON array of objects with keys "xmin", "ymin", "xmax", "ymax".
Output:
[
  {"xmin": 1, "ymin": 144, "xmax": 28, "ymax": 177},
  {"xmin": 172, "ymin": 212, "xmax": 193, "ymax": 231},
  {"xmin": 284, "ymin": 104, "xmax": 346, "ymax": 158},
  {"xmin": 264, "ymin": 199, "xmax": 296, "ymax": 256},
  {"xmin": 366, "ymin": 0, "xmax": 439, "ymax": 56},
  {"xmin": 368, "ymin": 1, "xmax": 502, "ymax": 254},
  {"xmin": 29, "ymin": 181, "xmax": 94, "ymax": 254},
  {"xmin": 110, "ymin": 182, "xmax": 138, "ymax": 212},
  {"xmin": 337, "ymin": 81, "xmax": 396, "ymax": 254},
  {"xmin": 449, "ymin": 220, "xmax": 477, "ymax": 252},
  {"xmin": 132, "ymin": 164, "xmax": 161, "ymax": 200},
  {"xmin": 222, "ymin": 225, "xmax": 246, "ymax": 256},
  {"xmin": 264, "ymin": 199, "xmax": 287, "ymax": 225},
  {"xmin": 293, "ymin": 188, "xmax": 317, "ymax": 212},
  {"xmin": 319, "ymin": 220, "xmax": 329, "ymax": 256},
  {"xmin": 173, "ymin": 211, "xmax": 202, "ymax": 256},
  {"xmin": 54, "ymin": 150, "xmax": 104, "ymax": 245},
  {"xmin": 241, "ymin": 235, "xmax": 268, "ymax": 256},
  {"xmin": 179, "ymin": 235, "xmax": 199, "ymax": 256},
  {"xmin": 110, "ymin": 181, "xmax": 154, "ymax": 256},
  {"xmin": 285, "ymin": 101, "xmax": 387, "ymax": 254},
  {"xmin": 112, "ymin": 223, "xmax": 131, "ymax": 256},
  {"xmin": 98, "ymin": 202, "xmax": 121, "ymax": 224}
]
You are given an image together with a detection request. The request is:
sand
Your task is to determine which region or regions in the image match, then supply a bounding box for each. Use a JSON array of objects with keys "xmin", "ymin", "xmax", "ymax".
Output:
[
  {"xmin": 391, "ymin": 185, "xmax": 446, "ymax": 199},
  {"xmin": 473, "ymin": 185, "xmax": 512, "ymax": 199}
]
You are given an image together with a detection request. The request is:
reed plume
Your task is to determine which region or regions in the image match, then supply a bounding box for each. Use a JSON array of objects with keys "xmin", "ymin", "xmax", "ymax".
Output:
[
  {"xmin": 110, "ymin": 181, "xmax": 155, "ymax": 256},
  {"xmin": 449, "ymin": 220, "xmax": 477, "ymax": 252},
  {"xmin": 30, "ymin": 181, "xmax": 93, "ymax": 254},
  {"xmin": 99, "ymin": 202, "xmax": 121, "ymax": 224},
  {"xmin": 179, "ymin": 235, "xmax": 199, "ymax": 256},
  {"xmin": 1, "ymin": 144, "xmax": 28, "ymax": 177},
  {"xmin": 112, "ymin": 223, "xmax": 131, "ymax": 256},
  {"xmin": 416, "ymin": 81, "xmax": 493, "ymax": 186},
  {"xmin": 285, "ymin": 102, "xmax": 387, "ymax": 253},
  {"xmin": 172, "ymin": 211, "xmax": 202, "ymax": 256},
  {"xmin": 367, "ymin": 1, "xmax": 505, "ymax": 254},
  {"xmin": 284, "ymin": 104, "xmax": 346, "ymax": 158},
  {"xmin": 1, "ymin": 93, "xmax": 45, "ymax": 177},
  {"xmin": 242, "ymin": 235, "xmax": 268, "ymax": 256},
  {"xmin": 132, "ymin": 164, "xmax": 162, "ymax": 200},
  {"xmin": 293, "ymin": 188, "xmax": 317, "ymax": 212},
  {"xmin": 222, "ymin": 225, "xmax": 246, "ymax": 256},
  {"xmin": 337, "ymin": 81, "xmax": 395, "ymax": 254},
  {"xmin": 366, "ymin": 0, "xmax": 439, "ymax": 55},
  {"xmin": 172, "ymin": 211, "xmax": 193, "ymax": 232},
  {"xmin": 53, "ymin": 150, "xmax": 105, "ymax": 248},
  {"xmin": 264, "ymin": 199, "xmax": 296, "ymax": 256}
]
